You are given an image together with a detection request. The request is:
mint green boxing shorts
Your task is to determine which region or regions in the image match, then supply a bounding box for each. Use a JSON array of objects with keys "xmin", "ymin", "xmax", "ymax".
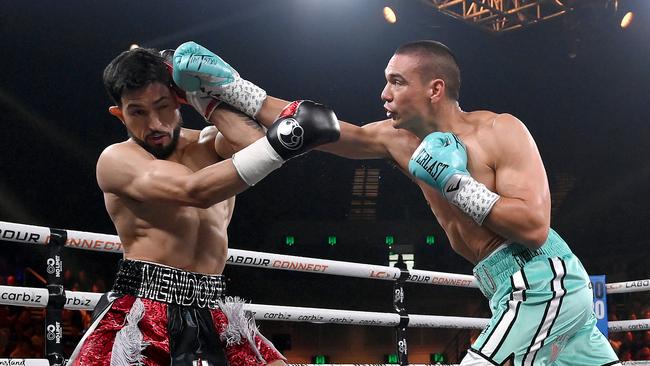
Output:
[{"xmin": 461, "ymin": 229, "xmax": 620, "ymax": 366}]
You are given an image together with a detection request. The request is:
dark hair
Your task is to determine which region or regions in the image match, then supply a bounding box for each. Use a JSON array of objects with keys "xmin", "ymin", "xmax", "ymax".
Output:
[
  {"xmin": 102, "ymin": 47, "xmax": 171, "ymax": 106},
  {"xmin": 395, "ymin": 40, "xmax": 461, "ymax": 101}
]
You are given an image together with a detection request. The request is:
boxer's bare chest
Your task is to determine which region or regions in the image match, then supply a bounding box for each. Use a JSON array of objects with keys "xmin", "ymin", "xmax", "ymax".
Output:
[
  {"xmin": 170, "ymin": 138, "xmax": 235, "ymax": 245},
  {"xmin": 109, "ymin": 135, "xmax": 234, "ymax": 272},
  {"xmin": 387, "ymin": 123, "xmax": 504, "ymax": 263}
]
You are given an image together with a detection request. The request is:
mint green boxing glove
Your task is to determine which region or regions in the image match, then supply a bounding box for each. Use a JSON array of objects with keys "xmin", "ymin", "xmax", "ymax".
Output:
[
  {"xmin": 172, "ymin": 41, "xmax": 267, "ymax": 118},
  {"xmin": 409, "ymin": 132, "xmax": 499, "ymax": 225},
  {"xmin": 408, "ymin": 132, "xmax": 468, "ymax": 191}
]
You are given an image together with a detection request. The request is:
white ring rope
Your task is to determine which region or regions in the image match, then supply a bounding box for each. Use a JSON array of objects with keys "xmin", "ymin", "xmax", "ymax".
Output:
[
  {"xmin": 1, "ymin": 361, "xmax": 649, "ymax": 366},
  {"xmin": 2, "ymin": 220, "xmax": 649, "ymax": 293},
  {"xmin": 229, "ymin": 248, "xmax": 475, "ymax": 287},
  {"xmin": 0, "ymin": 220, "xmax": 476, "ymax": 288},
  {"xmin": 0, "ymin": 285, "xmax": 647, "ymax": 333},
  {"xmin": 1, "ymin": 221, "xmax": 647, "ymax": 364},
  {"xmin": 607, "ymin": 279, "xmax": 650, "ymax": 294}
]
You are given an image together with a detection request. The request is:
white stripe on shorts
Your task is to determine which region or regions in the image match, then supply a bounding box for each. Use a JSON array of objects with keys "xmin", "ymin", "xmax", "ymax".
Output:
[
  {"xmin": 479, "ymin": 269, "xmax": 528, "ymax": 358},
  {"xmin": 523, "ymin": 257, "xmax": 567, "ymax": 366}
]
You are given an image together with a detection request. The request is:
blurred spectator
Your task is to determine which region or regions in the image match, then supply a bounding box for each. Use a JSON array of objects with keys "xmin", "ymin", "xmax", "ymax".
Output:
[
  {"xmin": 636, "ymin": 346, "xmax": 650, "ymax": 360},
  {"xmin": 0, "ymin": 329, "xmax": 9, "ymax": 356},
  {"xmin": 9, "ymin": 337, "xmax": 37, "ymax": 358},
  {"xmin": 91, "ymin": 278, "xmax": 106, "ymax": 293}
]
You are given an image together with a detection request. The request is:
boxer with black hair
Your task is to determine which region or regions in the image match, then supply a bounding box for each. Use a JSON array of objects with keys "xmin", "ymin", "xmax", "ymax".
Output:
[{"xmin": 68, "ymin": 47, "xmax": 339, "ymax": 366}]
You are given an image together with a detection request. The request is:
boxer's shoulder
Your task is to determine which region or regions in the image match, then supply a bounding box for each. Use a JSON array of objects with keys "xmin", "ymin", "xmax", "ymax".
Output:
[
  {"xmin": 100, "ymin": 140, "xmax": 150, "ymax": 162},
  {"xmin": 466, "ymin": 112, "xmax": 527, "ymax": 150},
  {"xmin": 465, "ymin": 110, "xmax": 520, "ymax": 130},
  {"xmin": 198, "ymin": 125, "xmax": 219, "ymax": 144}
]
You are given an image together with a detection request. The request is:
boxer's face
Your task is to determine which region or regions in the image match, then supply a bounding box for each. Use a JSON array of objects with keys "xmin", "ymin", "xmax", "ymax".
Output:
[
  {"xmin": 112, "ymin": 82, "xmax": 182, "ymax": 159},
  {"xmin": 381, "ymin": 53, "xmax": 432, "ymax": 131}
]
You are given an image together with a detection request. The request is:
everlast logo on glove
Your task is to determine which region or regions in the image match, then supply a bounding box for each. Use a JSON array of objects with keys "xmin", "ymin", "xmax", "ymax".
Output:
[{"xmin": 411, "ymin": 149, "xmax": 449, "ymax": 182}]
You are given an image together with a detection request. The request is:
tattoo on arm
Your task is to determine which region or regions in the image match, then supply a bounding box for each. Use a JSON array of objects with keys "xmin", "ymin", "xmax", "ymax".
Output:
[{"xmin": 244, "ymin": 118, "xmax": 264, "ymax": 132}]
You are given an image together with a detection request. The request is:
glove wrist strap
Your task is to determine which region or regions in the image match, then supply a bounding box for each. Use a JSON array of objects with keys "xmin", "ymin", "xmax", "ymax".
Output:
[
  {"xmin": 444, "ymin": 174, "xmax": 500, "ymax": 225},
  {"xmin": 218, "ymin": 79, "xmax": 267, "ymax": 118}
]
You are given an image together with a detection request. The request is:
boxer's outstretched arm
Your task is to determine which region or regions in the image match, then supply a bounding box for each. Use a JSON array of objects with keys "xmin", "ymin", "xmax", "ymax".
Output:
[
  {"xmin": 206, "ymin": 106, "xmax": 265, "ymax": 159},
  {"xmin": 258, "ymin": 96, "xmax": 392, "ymax": 159},
  {"xmin": 97, "ymin": 143, "xmax": 248, "ymax": 208},
  {"xmin": 483, "ymin": 115, "xmax": 550, "ymax": 248},
  {"xmin": 98, "ymin": 100, "xmax": 340, "ymax": 205}
]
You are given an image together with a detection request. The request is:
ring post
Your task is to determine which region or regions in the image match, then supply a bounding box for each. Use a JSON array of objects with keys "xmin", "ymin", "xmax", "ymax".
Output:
[
  {"xmin": 393, "ymin": 268, "xmax": 409, "ymax": 366},
  {"xmin": 46, "ymin": 228, "xmax": 67, "ymax": 366}
]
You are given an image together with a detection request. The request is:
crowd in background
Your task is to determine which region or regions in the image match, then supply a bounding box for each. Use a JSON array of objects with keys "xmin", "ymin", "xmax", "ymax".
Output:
[{"xmin": 0, "ymin": 269, "xmax": 105, "ymax": 358}]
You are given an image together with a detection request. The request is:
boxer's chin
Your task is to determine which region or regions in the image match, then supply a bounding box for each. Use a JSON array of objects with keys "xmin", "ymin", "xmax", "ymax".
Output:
[{"xmin": 128, "ymin": 124, "xmax": 182, "ymax": 160}]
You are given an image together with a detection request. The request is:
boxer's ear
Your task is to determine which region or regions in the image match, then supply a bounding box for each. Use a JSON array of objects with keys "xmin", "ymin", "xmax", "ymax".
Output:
[{"xmin": 109, "ymin": 106, "xmax": 125, "ymax": 124}]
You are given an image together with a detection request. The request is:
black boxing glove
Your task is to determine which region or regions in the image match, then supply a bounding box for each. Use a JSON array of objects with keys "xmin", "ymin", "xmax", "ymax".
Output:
[
  {"xmin": 266, "ymin": 100, "xmax": 340, "ymax": 160},
  {"xmin": 232, "ymin": 100, "xmax": 340, "ymax": 185}
]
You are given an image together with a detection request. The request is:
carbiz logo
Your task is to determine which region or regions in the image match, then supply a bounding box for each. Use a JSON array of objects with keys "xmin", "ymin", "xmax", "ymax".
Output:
[
  {"xmin": 65, "ymin": 296, "xmax": 92, "ymax": 307},
  {"xmin": 46, "ymin": 256, "xmax": 62, "ymax": 277},
  {"xmin": 46, "ymin": 322, "xmax": 62, "ymax": 343},
  {"xmin": 0, "ymin": 291, "xmax": 43, "ymax": 304}
]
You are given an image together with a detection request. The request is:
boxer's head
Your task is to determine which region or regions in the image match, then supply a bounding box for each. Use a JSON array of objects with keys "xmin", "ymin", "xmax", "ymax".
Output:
[
  {"xmin": 103, "ymin": 48, "xmax": 182, "ymax": 159},
  {"xmin": 382, "ymin": 40, "xmax": 460, "ymax": 131}
]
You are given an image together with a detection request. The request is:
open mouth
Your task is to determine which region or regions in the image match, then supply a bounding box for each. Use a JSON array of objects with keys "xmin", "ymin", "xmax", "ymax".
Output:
[
  {"xmin": 384, "ymin": 106, "xmax": 397, "ymax": 120},
  {"xmin": 147, "ymin": 132, "xmax": 169, "ymax": 144}
]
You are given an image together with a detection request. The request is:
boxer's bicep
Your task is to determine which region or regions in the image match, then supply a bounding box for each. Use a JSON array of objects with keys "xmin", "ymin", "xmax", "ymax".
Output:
[
  {"xmin": 214, "ymin": 132, "xmax": 235, "ymax": 160},
  {"xmin": 97, "ymin": 144, "xmax": 205, "ymax": 205},
  {"xmin": 482, "ymin": 115, "xmax": 551, "ymax": 247},
  {"xmin": 493, "ymin": 115, "xmax": 549, "ymax": 207}
]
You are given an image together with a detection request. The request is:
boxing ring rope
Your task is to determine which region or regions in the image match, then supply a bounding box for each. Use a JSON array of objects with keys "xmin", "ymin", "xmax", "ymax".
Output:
[
  {"xmin": 2, "ymin": 362, "xmax": 649, "ymax": 366},
  {"xmin": 1, "ymin": 284, "xmax": 649, "ymax": 332},
  {"xmin": 1, "ymin": 220, "xmax": 649, "ymax": 365},
  {"xmin": 0, "ymin": 221, "xmax": 476, "ymax": 288},
  {"xmin": 3, "ymin": 220, "xmax": 649, "ymax": 292}
]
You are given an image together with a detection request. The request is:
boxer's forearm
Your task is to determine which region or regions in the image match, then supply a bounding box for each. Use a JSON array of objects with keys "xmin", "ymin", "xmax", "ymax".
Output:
[
  {"xmin": 210, "ymin": 106, "xmax": 265, "ymax": 152},
  {"xmin": 317, "ymin": 122, "xmax": 389, "ymax": 159},
  {"xmin": 256, "ymin": 96, "xmax": 290, "ymax": 127},
  {"xmin": 184, "ymin": 161, "xmax": 250, "ymax": 207},
  {"xmin": 257, "ymin": 96, "xmax": 389, "ymax": 159}
]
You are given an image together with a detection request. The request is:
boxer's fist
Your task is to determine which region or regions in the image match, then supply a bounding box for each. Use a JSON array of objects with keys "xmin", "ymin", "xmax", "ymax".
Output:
[
  {"xmin": 231, "ymin": 101, "xmax": 340, "ymax": 186},
  {"xmin": 159, "ymin": 49, "xmax": 188, "ymax": 103},
  {"xmin": 408, "ymin": 132, "xmax": 468, "ymax": 196},
  {"xmin": 172, "ymin": 41, "xmax": 266, "ymax": 118},
  {"xmin": 160, "ymin": 48, "xmax": 221, "ymax": 120},
  {"xmin": 410, "ymin": 132, "xmax": 500, "ymax": 225},
  {"xmin": 267, "ymin": 101, "xmax": 340, "ymax": 160}
]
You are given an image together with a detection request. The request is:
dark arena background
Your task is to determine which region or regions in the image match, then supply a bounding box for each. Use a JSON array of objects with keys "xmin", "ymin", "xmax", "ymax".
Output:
[{"xmin": 1, "ymin": 0, "xmax": 649, "ymax": 364}]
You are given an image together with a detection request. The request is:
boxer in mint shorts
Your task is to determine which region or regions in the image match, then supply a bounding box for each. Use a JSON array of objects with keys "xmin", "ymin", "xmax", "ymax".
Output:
[
  {"xmin": 464, "ymin": 229, "xmax": 620, "ymax": 365},
  {"xmin": 167, "ymin": 40, "xmax": 623, "ymax": 365}
]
